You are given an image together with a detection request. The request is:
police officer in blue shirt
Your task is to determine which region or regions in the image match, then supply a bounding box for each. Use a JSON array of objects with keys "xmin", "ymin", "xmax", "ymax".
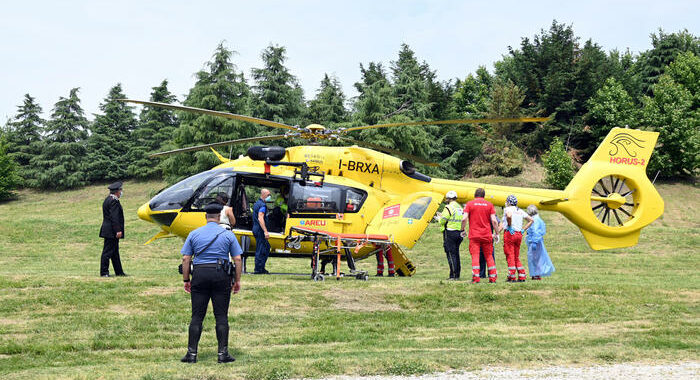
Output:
[
  {"xmin": 181, "ymin": 202, "xmax": 243, "ymax": 364},
  {"xmin": 252, "ymin": 188, "xmax": 271, "ymax": 274}
]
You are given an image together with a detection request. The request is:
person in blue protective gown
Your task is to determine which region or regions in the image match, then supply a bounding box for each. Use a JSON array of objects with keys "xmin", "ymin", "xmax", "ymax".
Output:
[{"xmin": 525, "ymin": 204, "xmax": 555, "ymax": 280}]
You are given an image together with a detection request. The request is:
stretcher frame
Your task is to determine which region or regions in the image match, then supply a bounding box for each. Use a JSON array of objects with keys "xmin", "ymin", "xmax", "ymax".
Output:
[{"xmin": 286, "ymin": 226, "xmax": 395, "ymax": 281}]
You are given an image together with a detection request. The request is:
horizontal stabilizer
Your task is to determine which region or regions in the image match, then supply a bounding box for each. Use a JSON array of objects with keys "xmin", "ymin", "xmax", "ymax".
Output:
[{"xmin": 580, "ymin": 228, "xmax": 640, "ymax": 250}]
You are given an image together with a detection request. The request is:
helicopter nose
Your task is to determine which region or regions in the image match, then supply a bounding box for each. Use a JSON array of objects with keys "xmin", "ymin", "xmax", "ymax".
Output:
[{"xmin": 137, "ymin": 202, "xmax": 154, "ymax": 223}]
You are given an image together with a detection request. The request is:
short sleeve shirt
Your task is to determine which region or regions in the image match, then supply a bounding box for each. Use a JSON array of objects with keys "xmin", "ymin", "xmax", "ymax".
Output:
[
  {"xmin": 252, "ymin": 199, "xmax": 268, "ymax": 228},
  {"xmin": 464, "ymin": 198, "xmax": 495, "ymax": 239},
  {"xmin": 181, "ymin": 222, "xmax": 243, "ymax": 264}
]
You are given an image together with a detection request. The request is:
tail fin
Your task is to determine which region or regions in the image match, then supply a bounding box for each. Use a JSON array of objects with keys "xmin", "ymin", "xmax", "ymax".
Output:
[{"xmin": 559, "ymin": 128, "xmax": 664, "ymax": 250}]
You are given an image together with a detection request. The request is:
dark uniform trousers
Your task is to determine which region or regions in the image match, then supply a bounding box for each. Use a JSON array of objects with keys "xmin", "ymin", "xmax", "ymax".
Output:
[
  {"xmin": 188, "ymin": 265, "xmax": 233, "ymax": 352},
  {"xmin": 100, "ymin": 238, "xmax": 124, "ymax": 276},
  {"xmin": 443, "ymin": 229, "xmax": 463, "ymax": 279},
  {"xmin": 252, "ymin": 225, "xmax": 270, "ymax": 273}
]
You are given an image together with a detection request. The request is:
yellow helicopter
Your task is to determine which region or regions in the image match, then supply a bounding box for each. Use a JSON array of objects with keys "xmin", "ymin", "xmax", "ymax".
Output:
[{"xmin": 124, "ymin": 99, "xmax": 664, "ymax": 280}]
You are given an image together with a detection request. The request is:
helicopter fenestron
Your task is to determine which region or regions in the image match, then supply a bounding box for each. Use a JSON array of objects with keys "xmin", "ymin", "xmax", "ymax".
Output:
[{"xmin": 123, "ymin": 99, "xmax": 664, "ymax": 279}]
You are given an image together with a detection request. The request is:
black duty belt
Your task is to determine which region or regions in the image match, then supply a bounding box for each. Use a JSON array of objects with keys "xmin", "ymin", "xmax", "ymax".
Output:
[{"xmin": 193, "ymin": 263, "xmax": 221, "ymax": 268}]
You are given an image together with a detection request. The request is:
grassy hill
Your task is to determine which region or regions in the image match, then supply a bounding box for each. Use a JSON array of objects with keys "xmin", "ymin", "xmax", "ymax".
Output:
[{"xmin": 0, "ymin": 179, "xmax": 697, "ymax": 380}]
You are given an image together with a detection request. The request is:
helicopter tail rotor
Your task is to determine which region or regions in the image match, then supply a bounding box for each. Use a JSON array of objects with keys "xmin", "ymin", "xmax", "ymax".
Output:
[{"xmin": 557, "ymin": 127, "xmax": 664, "ymax": 250}]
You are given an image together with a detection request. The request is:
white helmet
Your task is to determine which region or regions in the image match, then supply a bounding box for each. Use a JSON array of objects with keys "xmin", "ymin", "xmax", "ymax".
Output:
[{"xmin": 445, "ymin": 190, "xmax": 458, "ymax": 199}]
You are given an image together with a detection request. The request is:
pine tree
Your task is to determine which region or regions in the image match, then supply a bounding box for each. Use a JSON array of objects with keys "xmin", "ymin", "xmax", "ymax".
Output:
[
  {"xmin": 85, "ymin": 84, "xmax": 137, "ymax": 182},
  {"xmin": 164, "ymin": 43, "xmax": 253, "ymax": 182},
  {"xmin": 251, "ymin": 44, "xmax": 305, "ymax": 124},
  {"xmin": 31, "ymin": 88, "xmax": 89, "ymax": 189},
  {"xmin": 0, "ymin": 133, "xmax": 21, "ymax": 201},
  {"xmin": 352, "ymin": 45, "xmax": 439, "ymax": 173},
  {"xmin": 306, "ymin": 74, "xmax": 348, "ymax": 125},
  {"xmin": 636, "ymin": 29, "xmax": 700, "ymax": 95},
  {"xmin": 4, "ymin": 94, "xmax": 44, "ymax": 186},
  {"xmin": 353, "ymin": 62, "xmax": 393, "ymax": 125},
  {"xmin": 127, "ymin": 79, "xmax": 179, "ymax": 179}
]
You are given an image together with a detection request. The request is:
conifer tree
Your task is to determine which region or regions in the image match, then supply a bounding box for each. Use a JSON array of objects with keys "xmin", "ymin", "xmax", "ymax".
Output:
[
  {"xmin": 164, "ymin": 43, "xmax": 253, "ymax": 182},
  {"xmin": 4, "ymin": 94, "xmax": 44, "ymax": 186},
  {"xmin": 251, "ymin": 44, "xmax": 305, "ymax": 124},
  {"xmin": 306, "ymin": 74, "xmax": 348, "ymax": 125},
  {"xmin": 127, "ymin": 80, "xmax": 179, "ymax": 179},
  {"xmin": 31, "ymin": 88, "xmax": 89, "ymax": 189},
  {"xmin": 0, "ymin": 133, "xmax": 21, "ymax": 200},
  {"xmin": 353, "ymin": 62, "xmax": 393, "ymax": 125},
  {"xmin": 85, "ymin": 84, "xmax": 137, "ymax": 182},
  {"xmin": 353, "ymin": 45, "xmax": 439, "ymax": 173}
]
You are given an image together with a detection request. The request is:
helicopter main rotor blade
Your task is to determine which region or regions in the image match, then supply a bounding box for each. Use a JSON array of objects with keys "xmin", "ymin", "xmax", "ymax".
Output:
[
  {"xmin": 150, "ymin": 135, "xmax": 289, "ymax": 157},
  {"xmin": 119, "ymin": 99, "xmax": 297, "ymax": 131},
  {"xmin": 342, "ymin": 117, "xmax": 550, "ymax": 133},
  {"xmin": 341, "ymin": 138, "xmax": 439, "ymax": 167}
]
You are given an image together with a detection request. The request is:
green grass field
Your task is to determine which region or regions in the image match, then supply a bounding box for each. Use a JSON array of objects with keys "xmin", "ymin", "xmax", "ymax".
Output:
[{"xmin": 0, "ymin": 179, "xmax": 697, "ymax": 380}]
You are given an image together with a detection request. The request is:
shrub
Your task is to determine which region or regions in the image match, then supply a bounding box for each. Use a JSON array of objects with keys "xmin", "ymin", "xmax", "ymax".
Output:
[
  {"xmin": 543, "ymin": 137, "xmax": 575, "ymax": 189},
  {"xmin": 468, "ymin": 138, "xmax": 525, "ymax": 177}
]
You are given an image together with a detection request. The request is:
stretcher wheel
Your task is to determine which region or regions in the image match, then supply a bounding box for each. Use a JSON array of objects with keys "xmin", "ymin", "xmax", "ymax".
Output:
[
  {"xmin": 313, "ymin": 273, "xmax": 325, "ymax": 282},
  {"xmin": 356, "ymin": 273, "xmax": 369, "ymax": 281}
]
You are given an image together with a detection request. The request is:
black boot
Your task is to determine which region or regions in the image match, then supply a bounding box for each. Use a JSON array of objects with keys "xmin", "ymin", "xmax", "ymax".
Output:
[
  {"xmin": 180, "ymin": 348, "xmax": 197, "ymax": 363},
  {"xmin": 181, "ymin": 323, "xmax": 202, "ymax": 363},
  {"xmin": 216, "ymin": 323, "xmax": 235, "ymax": 363}
]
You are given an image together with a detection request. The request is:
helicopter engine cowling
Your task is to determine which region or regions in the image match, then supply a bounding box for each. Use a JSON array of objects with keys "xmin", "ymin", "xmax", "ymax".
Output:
[{"xmin": 247, "ymin": 146, "xmax": 286, "ymax": 161}]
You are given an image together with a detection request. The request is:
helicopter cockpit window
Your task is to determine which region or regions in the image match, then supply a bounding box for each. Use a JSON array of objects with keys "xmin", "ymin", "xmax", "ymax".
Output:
[
  {"xmin": 402, "ymin": 196, "xmax": 432, "ymax": 219},
  {"xmin": 149, "ymin": 170, "xmax": 222, "ymax": 211},
  {"xmin": 190, "ymin": 175, "xmax": 234, "ymax": 211},
  {"xmin": 344, "ymin": 188, "xmax": 366, "ymax": 213},
  {"xmin": 290, "ymin": 183, "xmax": 342, "ymax": 213}
]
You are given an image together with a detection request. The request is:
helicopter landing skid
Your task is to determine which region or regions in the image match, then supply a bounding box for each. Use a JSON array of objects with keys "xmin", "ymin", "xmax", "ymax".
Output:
[{"xmin": 289, "ymin": 227, "xmax": 394, "ymax": 281}]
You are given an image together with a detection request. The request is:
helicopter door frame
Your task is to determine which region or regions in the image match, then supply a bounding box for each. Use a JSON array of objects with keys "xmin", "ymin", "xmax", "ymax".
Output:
[{"xmin": 232, "ymin": 174, "xmax": 292, "ymax": 234}]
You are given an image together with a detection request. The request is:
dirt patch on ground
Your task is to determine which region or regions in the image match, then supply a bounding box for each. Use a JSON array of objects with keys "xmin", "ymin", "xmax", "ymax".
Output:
[
  {"xmin": 323, "ymin": 289, "xmax": 402, "ymax": 312},
  {"xmin": 108, "ymin": 305, "xmax": 148, "ymax": 315},
  {"xmin": 140, "ymin": 286, "xmax": 176, "ymax": 296}
]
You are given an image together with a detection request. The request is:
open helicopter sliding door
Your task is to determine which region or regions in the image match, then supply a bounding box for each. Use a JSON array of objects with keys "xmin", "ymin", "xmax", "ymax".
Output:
[
  {"xmin": 230, "ymin": 174, "xmax": 292, "ymax": 272},
  {"xmin": 365, "ymin": 191, "xmax": 443, "ymax": 276}
]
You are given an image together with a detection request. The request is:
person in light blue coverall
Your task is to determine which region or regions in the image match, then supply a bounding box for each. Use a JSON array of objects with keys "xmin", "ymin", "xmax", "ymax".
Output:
[{"xmin": 525, "ymin": 204, "xmax": 555, "ymax": 280}]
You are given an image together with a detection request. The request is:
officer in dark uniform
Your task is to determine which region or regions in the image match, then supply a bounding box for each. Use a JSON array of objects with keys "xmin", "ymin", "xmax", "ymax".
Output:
[
  {"xmin": 181, "ymin": 202, "xmax": 243, "ymax": 364},
  {"xmin": 99, "ymin": 181, "xmax": 126, "ymax": 277},
  {"xmin": 252, "ymin": 188, "xmax": 271, "ymax": 274}
]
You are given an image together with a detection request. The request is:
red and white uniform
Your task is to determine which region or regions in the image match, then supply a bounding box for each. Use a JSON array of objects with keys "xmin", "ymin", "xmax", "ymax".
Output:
[
  {"xmin": 464, "ymin": 198, "xmax": 497, "ymax": 282},
  {"xmin": 502, "ymin": 206, "xmax": 528, "ymax": 281}
]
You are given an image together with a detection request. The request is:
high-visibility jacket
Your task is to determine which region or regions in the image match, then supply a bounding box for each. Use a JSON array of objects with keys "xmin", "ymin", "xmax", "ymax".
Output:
[{"xmin": 439, "ymin": 201, "xmax": 463, "ymax": 231}]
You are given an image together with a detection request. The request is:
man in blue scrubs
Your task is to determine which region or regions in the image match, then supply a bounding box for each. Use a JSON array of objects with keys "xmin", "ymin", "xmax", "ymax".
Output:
[{"xmin": 252, "ymin": 188, "xmax": 271, "ymax": 274}]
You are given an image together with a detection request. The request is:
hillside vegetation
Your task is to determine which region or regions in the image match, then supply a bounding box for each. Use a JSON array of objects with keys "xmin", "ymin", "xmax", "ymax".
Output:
[{"xmin": 0, "ymin": 180, "xmax": 697, "ymax": 380}]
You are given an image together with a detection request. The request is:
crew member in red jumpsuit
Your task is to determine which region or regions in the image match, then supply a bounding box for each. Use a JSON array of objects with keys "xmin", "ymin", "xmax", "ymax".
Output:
[{"xmin": 461, "ymin": 188, "xmax": 500, "ymax": 283}]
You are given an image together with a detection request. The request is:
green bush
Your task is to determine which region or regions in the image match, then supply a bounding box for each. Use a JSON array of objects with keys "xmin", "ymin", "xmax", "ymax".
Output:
[
  {"xmin": 543, "ymin": 137, "xmax": 575, "ymax": 189},
  {"xmin": 468, "ymin": 138, "xmax": 525, "ymax": 177},
  {"xmin": 0, "ymin": 136, "xmax": 21, "ymax": 201}
]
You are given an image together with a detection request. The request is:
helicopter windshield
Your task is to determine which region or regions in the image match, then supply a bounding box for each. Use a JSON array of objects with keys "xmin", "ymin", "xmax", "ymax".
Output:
[{"xmin": 149, "ymin": 169, "xmax": 229, "ymax": 211}]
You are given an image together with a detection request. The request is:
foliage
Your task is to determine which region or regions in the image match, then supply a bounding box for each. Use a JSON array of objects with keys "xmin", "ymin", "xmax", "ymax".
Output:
[
  {"xmin": 543, "ymin": 137, "xmax": 575, "ymax": 189},
  {"xmin": 85, "ymin": 84, "xmax": 138, "ymax": 183},
  {"xmin": 468, "ymin": 138, "xmax": 526, "ymax": 177},
  {"xmin": 641, "ymin": 74, "xmax": 699, "ymax": 178},
  {"xmin": 636, "ymin": 29, "xmax": 700, "ymax": 95},
  {"xmin": 305, "ymin": 74, "xmax": 348, "ymax": 125},
  {"xmin": 3, "ymin": 94, "xmax": 44, "ymax": 187},
  {"xmin": 30, "ymin": 88, "xmax": 89, "ymax": 190},
  {"xmin": 487, "ymin": 79, "xmax": 526, "ymax": 140},
  {"xmin": 582, "ymin": 77, "xmax": 638, "ymax": 159},
  {"xmin": 164, "ymin": 42, "xmax": 254, "ymax": 182},
  {"xmin": 127, "ymin": 80, "xmax": 179, "ymax": 180},
  {"xmin": 251, "ymin": 44, "xmax": 305, "ymax": 125},
  {"xmin": 0, "ymin": 134, "xmax": 21, "ymax": 200}
]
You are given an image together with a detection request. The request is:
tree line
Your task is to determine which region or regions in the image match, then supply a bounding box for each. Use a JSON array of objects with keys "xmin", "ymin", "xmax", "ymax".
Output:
[{"xmin": 1, "ymin": 21, "xmax": 698, "ymax": 200}]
